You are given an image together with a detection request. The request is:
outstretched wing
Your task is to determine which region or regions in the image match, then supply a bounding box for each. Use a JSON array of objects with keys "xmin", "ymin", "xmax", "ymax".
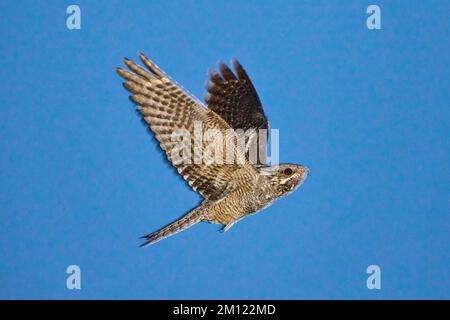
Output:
[
  {"xmin": 205, "ymin": 60, "xmax": 268, "ymax": 166},
  {"xmin": 116, "ymin": 53, "xmax": 256, "ymax": 200}
]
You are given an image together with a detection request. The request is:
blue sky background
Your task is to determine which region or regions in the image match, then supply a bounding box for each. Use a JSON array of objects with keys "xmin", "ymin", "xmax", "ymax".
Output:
[{"xmin": 0, "ymin": 0, "xmax": 448, "ymax": 299}]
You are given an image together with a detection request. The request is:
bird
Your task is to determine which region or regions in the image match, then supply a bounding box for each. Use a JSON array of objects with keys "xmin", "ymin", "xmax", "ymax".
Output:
[{"xmin": 116, "ymin": 53, "xmax": 309, "ymax": 246}]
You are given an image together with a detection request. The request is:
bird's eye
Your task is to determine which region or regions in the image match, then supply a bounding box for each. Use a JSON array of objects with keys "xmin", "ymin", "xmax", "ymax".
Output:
[{"xmin": 283, "ymin": 168, "xmax": 293, "ymax": 175}]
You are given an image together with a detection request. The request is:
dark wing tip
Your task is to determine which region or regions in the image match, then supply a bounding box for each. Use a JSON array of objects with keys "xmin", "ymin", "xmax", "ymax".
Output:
[
  {"xmin": 219, "ymin": 62, "xmax": 237, "ymax": 81},
  {"xmin": 138, "ymin": 52, "xmax": 146, "ymax": 59},
  {"xmin": 208, "ymin": 70, "xmax": 224, "ymax": 84},
  {"xmin": 231, "ymin": 57, "xmax": 240, "ymax": 69},
  {"xmin": 231, "ymin": 58, "xmax": 251, "ymax": 83}
]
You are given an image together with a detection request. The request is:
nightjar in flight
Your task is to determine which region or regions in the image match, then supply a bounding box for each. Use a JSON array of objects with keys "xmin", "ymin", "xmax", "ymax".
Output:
[{"xmin": 116, "ymin": 53, "xmax": 308, "ymax": 246}]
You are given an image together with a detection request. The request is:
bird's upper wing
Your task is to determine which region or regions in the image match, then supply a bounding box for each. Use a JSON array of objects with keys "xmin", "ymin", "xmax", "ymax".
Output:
[
  {"xmin": 205, "ymin": 60, "xmax": 269, "ymax": 166},
  {"xmin": 116, "ymin": 54, "xmax": 257, "ymax": 200}
]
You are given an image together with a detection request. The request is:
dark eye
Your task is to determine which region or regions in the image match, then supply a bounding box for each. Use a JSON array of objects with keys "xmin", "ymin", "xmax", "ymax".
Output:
[{"xmin": 283, "ymin": 168, "xmax": 293, "ymax": 175}]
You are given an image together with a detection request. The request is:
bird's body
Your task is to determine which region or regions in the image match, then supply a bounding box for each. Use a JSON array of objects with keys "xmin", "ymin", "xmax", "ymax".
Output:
[{"xmin": 116, "ymin": 53, "xmax": 308, "ymax": 246}]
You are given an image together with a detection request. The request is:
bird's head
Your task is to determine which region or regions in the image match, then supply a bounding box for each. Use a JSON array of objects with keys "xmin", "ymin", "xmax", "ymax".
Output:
[{"xmin": 261, "ymin": 164, "xmax": 309, "ymax": 197}]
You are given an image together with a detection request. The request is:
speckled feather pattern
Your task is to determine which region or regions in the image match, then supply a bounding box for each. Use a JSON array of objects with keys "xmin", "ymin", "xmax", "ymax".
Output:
[{"xmin": 116, "ymin": 54, "xmax": 308, "ymax": 246}]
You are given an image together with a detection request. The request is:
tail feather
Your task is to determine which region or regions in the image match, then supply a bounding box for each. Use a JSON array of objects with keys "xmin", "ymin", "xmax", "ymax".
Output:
[{"xmin": 140, "ymin": 204, "xmax": 206, "ymax": 247}]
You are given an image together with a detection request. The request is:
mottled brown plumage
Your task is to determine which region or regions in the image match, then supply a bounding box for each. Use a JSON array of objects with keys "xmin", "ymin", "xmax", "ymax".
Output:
[
  {"xmin": 116, "ymin": 53, "xmax": 308, "ymax": 246},
  {"xmin": 206, "ymin": 59, "xmax": 269, "ymax": 166}
]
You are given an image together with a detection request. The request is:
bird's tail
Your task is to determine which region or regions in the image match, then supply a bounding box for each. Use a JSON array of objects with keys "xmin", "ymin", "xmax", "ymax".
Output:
[{"xmin": 140, "ymin": 203, "xmax": 207, "ymax": 247}]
